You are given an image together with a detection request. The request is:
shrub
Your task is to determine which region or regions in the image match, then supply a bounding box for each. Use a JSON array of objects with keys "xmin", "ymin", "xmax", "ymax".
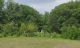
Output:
[
  {"xmin": 19, "ymin": 23, "xmax": 38, "ymax": 37},
  {"xmin": 61, "ymin": 25, "xmax": 80, "ymax": 40},
  {"xmin": 2, "ymin": 23, "xmax": 18, "ymax": 37}
]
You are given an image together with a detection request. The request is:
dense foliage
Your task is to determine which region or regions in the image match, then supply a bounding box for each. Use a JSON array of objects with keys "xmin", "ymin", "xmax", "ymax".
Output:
[
  {"xmin": 0, "ymin": 0, "xmax": 80, "ymax": 40},
  {"xmin": 0, "ymin": 0, "xmax": 42, "ymax": 37},
  {"xmin": 48, "ymin": 1, "xmax": 80, "ymax": 39}
]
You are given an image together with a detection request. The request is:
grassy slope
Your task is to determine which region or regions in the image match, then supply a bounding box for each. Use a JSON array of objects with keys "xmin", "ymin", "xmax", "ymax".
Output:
[{"xmin": 0, "ymin": 37, "xmax": 80, "ymax": 48}]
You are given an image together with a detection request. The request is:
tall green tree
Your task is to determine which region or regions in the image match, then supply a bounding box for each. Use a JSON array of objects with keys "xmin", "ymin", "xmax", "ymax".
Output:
[
  {"xmin": 42, "ymin": 12, "xmax": 50, "ymax": 32},
  {"xmin": 0, "ymin": 0, "xmax": 5, "ymax": 24},
  {"xmin": 48, "ymin": 1, "xmax": 80, "ymax": 33},
  {"xmin": 2, "ymin": 0, "xmax": 42, "ymax": 36}
]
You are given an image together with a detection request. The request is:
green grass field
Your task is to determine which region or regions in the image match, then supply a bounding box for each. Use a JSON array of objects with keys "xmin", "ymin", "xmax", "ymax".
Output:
[{"xmin": 0, "ymin": 37, "xmax": 80, "ymax": 48}]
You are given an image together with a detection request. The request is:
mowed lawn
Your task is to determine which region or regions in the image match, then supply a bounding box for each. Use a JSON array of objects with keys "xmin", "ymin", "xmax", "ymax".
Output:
[{"xmin": 0, "ymin": 37, "xmax": 80, "ymax": 48}]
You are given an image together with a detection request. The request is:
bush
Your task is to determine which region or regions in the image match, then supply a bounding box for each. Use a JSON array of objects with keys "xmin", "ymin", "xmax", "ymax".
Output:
[
  {"xmin": 2, "ymin": 23, "xmax": 18, "ymax": 37},
  {"xmin": 19, "ymin": 23, "xmax": 38, "ymax": 37},
  {"xmin": 61, "ymin": 25, "xmax": 80, "ymax": 40}
]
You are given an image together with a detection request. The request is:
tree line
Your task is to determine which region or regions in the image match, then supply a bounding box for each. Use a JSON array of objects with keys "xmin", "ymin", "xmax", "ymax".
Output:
[{"xmin": 0, "ymin": 0, "xmax": 80, "ymax": 40}]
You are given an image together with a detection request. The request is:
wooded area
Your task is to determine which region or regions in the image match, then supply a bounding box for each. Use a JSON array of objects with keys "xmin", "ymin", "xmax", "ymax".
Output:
[{"xmin": 0, "ymin": 0, "xmax": 80, "ymax": 40}]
